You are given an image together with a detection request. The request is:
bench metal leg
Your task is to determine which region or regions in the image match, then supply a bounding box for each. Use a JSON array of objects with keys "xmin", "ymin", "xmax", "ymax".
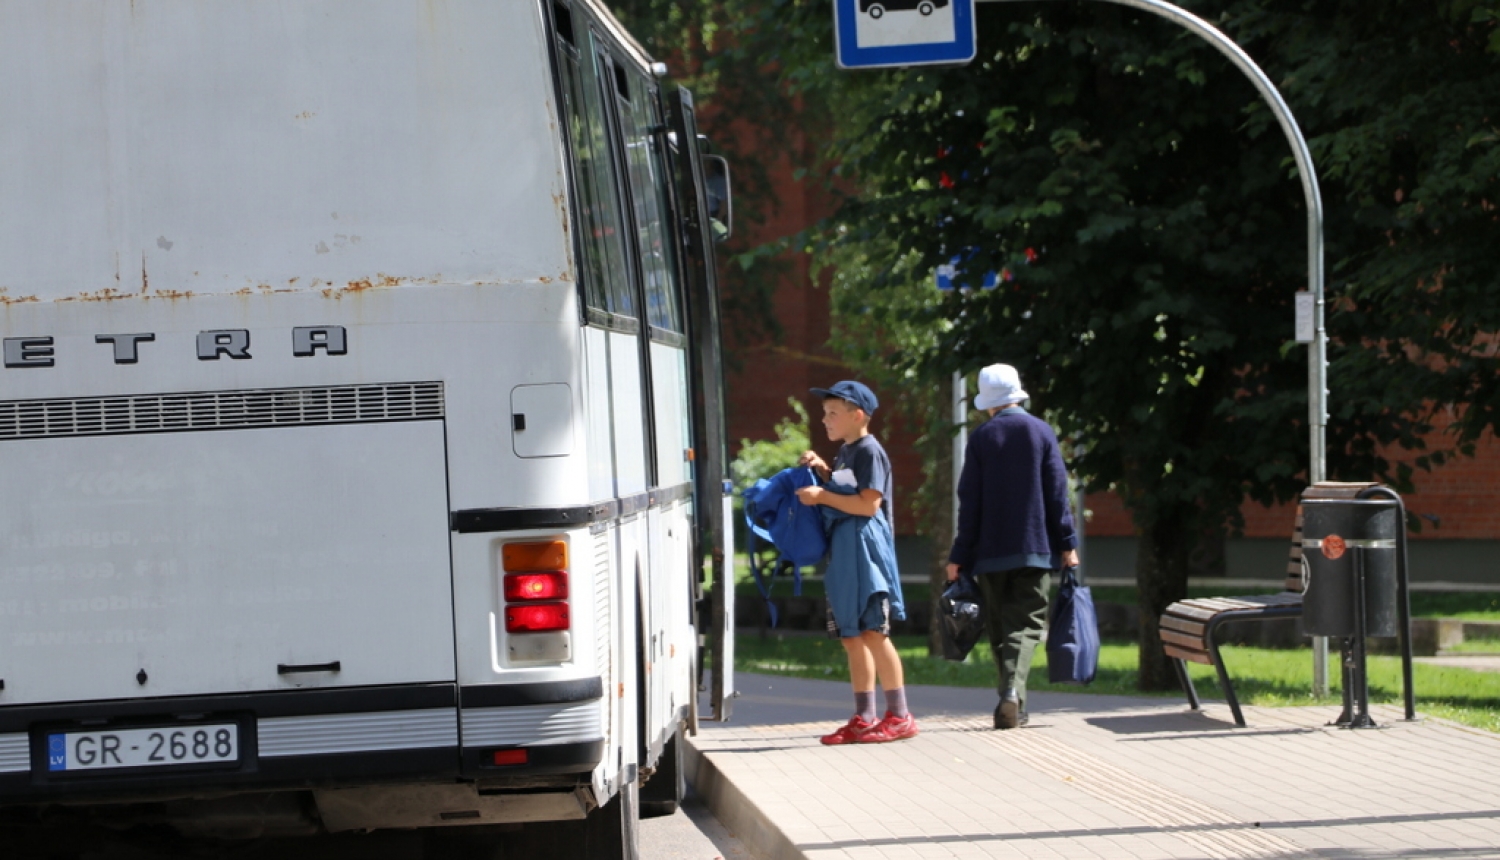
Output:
[
  {"xmin": 1205, "ymin": 618, "xmax": 1247, "ymax": 727},
  {"xmin": 1173, "ymin": 658, "xmax": 1201, "ymax": 711}
]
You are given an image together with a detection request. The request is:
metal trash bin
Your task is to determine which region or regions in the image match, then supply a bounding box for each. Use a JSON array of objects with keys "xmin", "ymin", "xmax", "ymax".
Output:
[
  {"xmin": 1302, "ymin": 498, "xmax": 1400, "ymax": 638},
  {"xmin": 1300, "ymin": 491, "xmax": 1414, "ymax": 729}
]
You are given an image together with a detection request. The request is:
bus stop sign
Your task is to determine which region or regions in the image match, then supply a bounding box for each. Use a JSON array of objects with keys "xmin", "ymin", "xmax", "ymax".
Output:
[{"xmin": 834, "ymin": 0, "xmax": 977, "ymax": 69}]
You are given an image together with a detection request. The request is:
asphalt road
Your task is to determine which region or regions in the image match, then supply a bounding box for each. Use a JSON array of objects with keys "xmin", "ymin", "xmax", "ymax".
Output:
[
  {"xmin": 2, "ymin": 780, "xmax": 750, "ymax": 860},
  {"xmin": 641, "ymin": 787, "xmax": 755, "ymax": 860},
  {"xmin": 3, "ymin": 803, "xmax": 750, "ymax": 860},
  {"xmin": 2, "ymin": 671, "xmax": 1159, "ymax": 859}
]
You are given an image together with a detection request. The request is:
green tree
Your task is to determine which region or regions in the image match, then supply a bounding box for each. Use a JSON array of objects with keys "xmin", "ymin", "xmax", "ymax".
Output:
[
  {"xmin": 607, "ymin": 0, "xmax": 811, "ymax": 355},
  {"xmin": 730, "ymin": 398, "xmax": 812, "ymax": 488},
  {"xmin": 718, "ymin": 0, "xmax": 1498, "ymax": 689}
]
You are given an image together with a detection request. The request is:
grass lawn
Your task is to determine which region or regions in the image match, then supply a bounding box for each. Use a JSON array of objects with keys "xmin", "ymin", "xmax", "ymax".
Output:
[
  {"xmin": 736, "ymin": 575, "xmax": 932, "ymax": 607},
  {"xmin": 732, "ymin": 565, "xmax": 1500, "ymax": 621},
  {"xmin": 735, "ymin": 633, "xmax": 1500, "ymax": 734}
]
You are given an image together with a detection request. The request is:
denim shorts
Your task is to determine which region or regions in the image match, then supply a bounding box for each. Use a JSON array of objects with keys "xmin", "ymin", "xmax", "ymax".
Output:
[{"xmin": 826, "ymin": 593, "xmax": 892, "ymax": 639}]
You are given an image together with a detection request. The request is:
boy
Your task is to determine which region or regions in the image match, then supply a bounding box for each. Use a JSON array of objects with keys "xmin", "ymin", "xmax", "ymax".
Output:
[{"xmin": 796, "ymin": 380, "xmax": 916, "ymax": 744}]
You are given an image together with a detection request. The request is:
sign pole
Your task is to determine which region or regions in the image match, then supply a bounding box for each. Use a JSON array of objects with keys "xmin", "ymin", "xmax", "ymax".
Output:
[{"xmin": 953, "ymin": 371, "xmax": 967, "ymax": 540}]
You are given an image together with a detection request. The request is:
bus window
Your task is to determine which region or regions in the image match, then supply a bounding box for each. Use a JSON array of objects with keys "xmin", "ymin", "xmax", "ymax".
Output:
[
  {"xmin": 556, "ymin": 26, "xmax": 635, "ymax": 323},
  {"xmin": 702, "ymin": 153, "xmax": 733, "ymax": 243},
  {"xmin": 619, "ymin": 72, "xmax": 684, "ymax": 338}
]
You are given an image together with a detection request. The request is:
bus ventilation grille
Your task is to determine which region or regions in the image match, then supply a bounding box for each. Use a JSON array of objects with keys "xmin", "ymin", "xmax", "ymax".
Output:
[{"xmin": 0, "ymin": 382, "xmax": 444, "ymax": 440}]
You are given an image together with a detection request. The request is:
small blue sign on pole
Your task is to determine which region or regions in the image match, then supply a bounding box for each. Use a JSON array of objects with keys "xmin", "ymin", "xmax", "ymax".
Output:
[
  {"xmin": 935, "ymin": 254, "xmax": 998, "ymax": 291},
  {"xmin": 834, "ymin": 0, "xmax": 977, "ymax": 70}
]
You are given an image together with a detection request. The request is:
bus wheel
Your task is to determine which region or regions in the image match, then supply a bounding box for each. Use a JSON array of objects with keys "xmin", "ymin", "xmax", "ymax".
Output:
[
  {"xmin": 640, "ymin": 723, "xmax": 685, "ymax": 819},
  {"xmin": 585, "ymin": 778, "xmax": 641, "ymax": 860}
]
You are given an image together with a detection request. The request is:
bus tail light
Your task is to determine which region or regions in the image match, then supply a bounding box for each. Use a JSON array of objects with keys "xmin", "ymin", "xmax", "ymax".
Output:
[
  {"xmin": 491, "ymin": 748, "xmax": 528, "ymax": 767},
  {"xmin": 504, "ymin": 571, "xmax": 568, "ymax": 602},
  {"xmin": 503, "ymin": 540, "xmax": 568, "ymax": 572},
  {"xmin": 501, "ymin": 540, "xmax": 571, "ymax": 658},
  {"xmin": 505, "ymin": 603, "xmax": 569, "ymax": 633}
]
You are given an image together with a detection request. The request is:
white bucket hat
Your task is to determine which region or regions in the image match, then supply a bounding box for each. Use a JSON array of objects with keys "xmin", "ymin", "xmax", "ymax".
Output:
[{"xmin": 974, "ymin": 363, "xmax": 1028, "ymax": 411}]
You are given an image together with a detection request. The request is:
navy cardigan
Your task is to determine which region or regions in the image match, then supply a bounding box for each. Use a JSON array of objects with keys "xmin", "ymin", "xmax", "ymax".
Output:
[{"xmin": 948, "ymin": 407, "xmax": 1078, "ymax": 574}]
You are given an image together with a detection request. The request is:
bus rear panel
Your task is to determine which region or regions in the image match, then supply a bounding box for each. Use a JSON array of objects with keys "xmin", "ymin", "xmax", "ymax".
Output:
[{"xmin": 0, "ymin": 0, "xmax": 715, "ymax": 849}]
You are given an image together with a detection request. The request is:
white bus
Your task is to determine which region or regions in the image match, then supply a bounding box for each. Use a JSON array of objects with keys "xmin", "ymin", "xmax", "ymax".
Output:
[{"xmin": 0, "ymin": 1, "xmax": 734, "ymax": 857}]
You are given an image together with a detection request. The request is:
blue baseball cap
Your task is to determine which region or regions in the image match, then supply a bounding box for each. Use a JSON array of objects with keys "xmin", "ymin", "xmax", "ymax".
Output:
[{"xmin": 810, "ymin": 380, "xmax": 879, "ymax": 415}]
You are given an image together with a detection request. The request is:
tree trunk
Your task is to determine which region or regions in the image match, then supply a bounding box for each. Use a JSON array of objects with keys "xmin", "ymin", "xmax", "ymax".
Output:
[
  {"xmin": 1188, "ymin": 527, "xmax": 1226, "ymax": 579},
  {"xmin": 1136, "ymin": 516, "xmax": 1192, "ymax": 691}
]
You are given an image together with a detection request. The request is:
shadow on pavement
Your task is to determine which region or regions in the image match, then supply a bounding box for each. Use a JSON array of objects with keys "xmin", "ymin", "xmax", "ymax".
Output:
[{"xmin": 721, "ymin": 671, "xmax": 1180, "ymax": 727}]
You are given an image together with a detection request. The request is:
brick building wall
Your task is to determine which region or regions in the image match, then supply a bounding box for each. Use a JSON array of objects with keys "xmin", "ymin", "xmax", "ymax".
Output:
[
  {"xmin": 718, "ymin": 126, "xmax": 926, "ymax": 535},
  {"xmin": 1084, "ymin": 430, "xmax": 1500, "ymax": 542}
]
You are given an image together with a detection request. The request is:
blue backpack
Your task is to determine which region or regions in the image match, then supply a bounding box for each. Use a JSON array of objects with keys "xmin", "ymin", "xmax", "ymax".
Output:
[{"xmin": 742, "ymin": 466, "xmax": 829, "ymax": 626}]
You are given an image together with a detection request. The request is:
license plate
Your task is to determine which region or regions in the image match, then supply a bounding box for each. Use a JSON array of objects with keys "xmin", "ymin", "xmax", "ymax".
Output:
[{"xmin": 47, "ymin": 724, "xmax": 239, "ymax": 772}]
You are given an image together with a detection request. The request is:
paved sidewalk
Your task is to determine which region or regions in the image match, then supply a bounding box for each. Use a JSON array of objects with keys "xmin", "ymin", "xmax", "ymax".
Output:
[{"xmin": 686, "ymin": 674, "xmax": 1500, "ymax": 859}]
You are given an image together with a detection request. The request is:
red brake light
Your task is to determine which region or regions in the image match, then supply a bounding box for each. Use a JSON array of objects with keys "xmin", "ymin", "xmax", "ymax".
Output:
[
  {"xmin": 504, "ymin": 572, "xmax": 568, "ymax": 602},
  {"xmin": 505, "ymin": 602, "xmax": 569, "ymax": 633},
  {"xmin": 492, "ymin": 749, "xmax": 529, "ymax": 766}
]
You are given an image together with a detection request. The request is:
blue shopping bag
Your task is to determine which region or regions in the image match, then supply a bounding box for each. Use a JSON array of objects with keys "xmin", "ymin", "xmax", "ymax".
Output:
[{"xmin": 1046, "ymin": 565, "xmax": 1099, "ymax": 684}]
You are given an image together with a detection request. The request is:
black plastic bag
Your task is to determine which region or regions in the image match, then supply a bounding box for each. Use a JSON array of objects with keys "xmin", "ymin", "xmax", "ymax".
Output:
[{"xmin": 938, "ymin": 574, "xmax": 985, "ymax": 661}]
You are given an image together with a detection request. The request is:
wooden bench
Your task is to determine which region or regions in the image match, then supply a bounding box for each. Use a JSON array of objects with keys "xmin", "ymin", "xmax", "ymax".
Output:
[{"xmin": 1159, "ymin": 482, "xmax": 1378, "ymax": 726}]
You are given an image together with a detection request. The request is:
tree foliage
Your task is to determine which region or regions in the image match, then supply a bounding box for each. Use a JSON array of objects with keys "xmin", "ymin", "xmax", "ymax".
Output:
[
  {"xmin": 729, "ymin": 398, "xmax": 812, "ymax": 488},
  {"xmin": 607, "ymin": 0, "xmax": 812, "ymax": 353},
  {"xmin": 782, "ymin": 1, "xmax": 1496, "ymax": 688},
  {"xmin": 615, "ymin": 0, "xmax": 1500, "ymax": 688}
]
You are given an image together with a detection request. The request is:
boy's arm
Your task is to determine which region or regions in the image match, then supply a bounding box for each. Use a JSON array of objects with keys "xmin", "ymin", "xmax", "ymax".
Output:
[{"xmin": 795, "ymin": 485, "xmax": 882, "ymax": 518}]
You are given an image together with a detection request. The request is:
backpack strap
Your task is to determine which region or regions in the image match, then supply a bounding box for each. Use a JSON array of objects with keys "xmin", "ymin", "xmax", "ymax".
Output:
[{"xmin": 746, "ymin": 528, "xmax": 779, "ymax": 628}]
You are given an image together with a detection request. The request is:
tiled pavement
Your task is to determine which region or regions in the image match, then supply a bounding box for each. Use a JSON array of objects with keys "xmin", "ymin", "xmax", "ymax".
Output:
[{"xmin": 686, "ymin": 674, "xmax": 1500, "ymax": 859}]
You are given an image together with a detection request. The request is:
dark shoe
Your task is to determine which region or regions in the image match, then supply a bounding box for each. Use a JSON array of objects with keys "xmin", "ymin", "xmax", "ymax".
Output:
[{"xmin": 995, "ymin": 690, "xmax": 1028, "ymax": 730}]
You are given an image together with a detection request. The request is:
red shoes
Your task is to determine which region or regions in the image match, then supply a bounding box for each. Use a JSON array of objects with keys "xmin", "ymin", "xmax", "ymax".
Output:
[
  {"xmin": 819, "ymin": 712, "xmax": 919, "ymax": 745},
  {"xmin": 820, "ymin": 715, "xmax": 876, "ymax": 745},
  {"xmin": 862, "ymin": 711, "xmax": 919, "ymax": 743}
]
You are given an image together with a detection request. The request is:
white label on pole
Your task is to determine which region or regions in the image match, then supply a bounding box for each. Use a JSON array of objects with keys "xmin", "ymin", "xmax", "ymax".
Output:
[
  {"xmin": 1294, "ymin": 291, "xmax": 1315, "ymax": 343},
  {"xmin": 834, "ymin": 0, "xmax": 977, "ymax": 70}
]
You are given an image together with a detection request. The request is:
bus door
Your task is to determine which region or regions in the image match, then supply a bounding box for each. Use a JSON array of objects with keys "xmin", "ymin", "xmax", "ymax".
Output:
[
  {"xmin": 666, "ymin": 87, "xmax": 734, "ymax": 722},
  {"xmin": 553, "ymin": 13, "xmax": 650, "ymax": 793},
  {"xmin": 597, "ymin": 45, "xmax": 697, "ymax": 758}
]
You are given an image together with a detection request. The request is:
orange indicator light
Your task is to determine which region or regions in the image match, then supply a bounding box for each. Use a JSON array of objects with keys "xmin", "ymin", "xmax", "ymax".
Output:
[{"xmin": 503, "ymin": 541, "xmax": 568, "ymax": 572}]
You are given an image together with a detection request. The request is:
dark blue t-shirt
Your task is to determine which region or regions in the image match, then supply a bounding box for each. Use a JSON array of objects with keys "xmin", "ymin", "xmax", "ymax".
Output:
[{"xmin": 832, "ymin": 435, "xmax": 893, "ymax": 531}]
